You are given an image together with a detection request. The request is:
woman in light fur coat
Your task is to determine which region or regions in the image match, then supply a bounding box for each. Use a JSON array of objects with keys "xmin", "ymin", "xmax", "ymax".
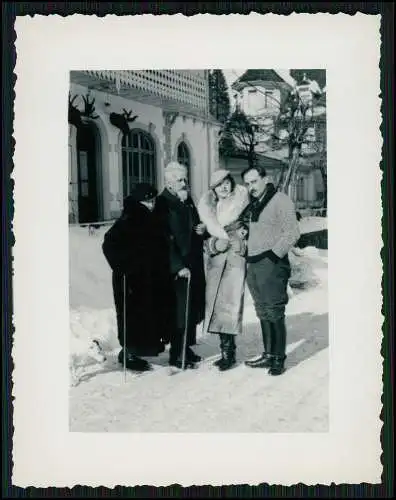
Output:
[{"xmin": 197, "ymin": 169, "xmax": 250, "ymax": 371}]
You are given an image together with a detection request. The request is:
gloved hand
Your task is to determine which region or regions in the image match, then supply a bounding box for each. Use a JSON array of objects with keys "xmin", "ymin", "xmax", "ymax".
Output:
[
  {"xmin": 215, "ymin": 238, "xmax": 230, "ymax": 253},
  {"xmin": 177, "ymin": 267, "xmax": 191, "ymax": 279},
  {"xmin": 230, "ymin": 238, "xmax": 242, "ymax": 253}
]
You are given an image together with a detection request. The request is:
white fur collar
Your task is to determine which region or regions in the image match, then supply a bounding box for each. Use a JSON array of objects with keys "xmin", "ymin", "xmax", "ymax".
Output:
[{"xmin": 197, "ymin": 184, "xmax": 249, "ymax": 240}]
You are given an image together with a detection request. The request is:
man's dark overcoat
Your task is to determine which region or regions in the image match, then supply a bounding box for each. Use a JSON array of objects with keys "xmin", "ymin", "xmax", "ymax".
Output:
[
  {"xmin": 155, "ymin": 188, "xmax": 207, "ymax": 347},
  {"xmin": 102, "ymin": 199, "xmax": 174, "ymax": 356}
]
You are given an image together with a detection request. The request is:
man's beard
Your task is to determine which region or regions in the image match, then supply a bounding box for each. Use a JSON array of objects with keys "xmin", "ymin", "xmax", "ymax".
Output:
[{"xmin": 176, "ymin": 188, "xmax": 189, "ymax": 202}]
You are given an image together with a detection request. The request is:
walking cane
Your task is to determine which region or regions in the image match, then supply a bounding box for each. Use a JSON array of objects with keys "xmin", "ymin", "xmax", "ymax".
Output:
[
  {"xmin": 123, "ymin": 274, "xmax": 127, "ymax": 383},
  {"xmin": 181, "ymin": 273, "xmax": 191, "ymax": 371}
]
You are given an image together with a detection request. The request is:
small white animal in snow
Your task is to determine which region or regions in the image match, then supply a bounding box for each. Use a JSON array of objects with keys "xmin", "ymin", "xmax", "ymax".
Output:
[{"xmin": 69, "ymin": 337, "xmax": 107, "ymax": 387}]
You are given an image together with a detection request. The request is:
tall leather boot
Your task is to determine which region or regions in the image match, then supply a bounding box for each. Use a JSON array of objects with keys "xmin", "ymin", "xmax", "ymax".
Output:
[
  {"xmin": 245, "ymin": 320, "xmax": 274, "ymax": 368},
  {"xmin": 218, "ymin": 334, "xmax": 237, "ymax": 371},
  {"xmin": 268, "ymin": 318, "xmax": 287, "ymax": 376},
  {"xmin": 213, "ymin": 334, "xmax": 226, "ymax": 367}
]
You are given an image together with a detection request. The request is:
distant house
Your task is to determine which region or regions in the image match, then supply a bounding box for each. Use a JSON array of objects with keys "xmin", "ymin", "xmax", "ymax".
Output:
[
  {"xmin": 231, "ymin": 69, "xmax": 293, "ymax": 154},
  {"xmin": 231, "ymin": 69, "xmax": 293, "ymax": 117},
  {"xmin": 225, "ymin": 69, "xmax": 327, "ymax": 211}
]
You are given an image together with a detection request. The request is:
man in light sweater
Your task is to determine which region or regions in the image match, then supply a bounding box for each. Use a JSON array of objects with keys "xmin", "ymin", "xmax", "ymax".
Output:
[{"xmin": 241, "ymin": 165, "xmax": 300, "ymax": 375}]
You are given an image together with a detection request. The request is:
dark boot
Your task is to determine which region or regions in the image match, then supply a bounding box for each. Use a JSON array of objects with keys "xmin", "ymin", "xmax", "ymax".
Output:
[
  {"xmin": 213, "ymin": 334, "xmax": 226, "ymax": 367},
  {"xmin": 126, "ymin": 355, "xmax": 152, "ymax": 372},
  {"xmin": 245, "ymin": 320, "xmax": 274, "ymax": 368},
  {"xmin": 169, "ymin": 358, "xmax": 196, "ymax": 369},
  {"xmin": 186, "ymin": 346, "xmax": 202, "ymax": 363},
  {"xmin": 218, "ymin": 334, "xmax": 237, "ymax": 371},
  {"xmin": 268, "ymin": 318, "xmax": 287, "ymax": 376},
  {"xmin": 118, "ymin": 347, "xmax": 139, "ymax": 364},
  {"xmin": 118, "ymin": 348, "xmax": 125, "ymax": 365},
  {"xmin": 118, "ymin": 349, "xmax": 152, "ymax": 372},
  {"xmin": 169, "ymin": 333, "xmax": 196, "ymax": 369}
]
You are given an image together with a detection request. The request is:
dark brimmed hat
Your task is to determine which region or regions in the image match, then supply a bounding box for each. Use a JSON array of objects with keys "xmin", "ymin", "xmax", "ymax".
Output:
[
  {"xmin": 126, "ymin": 183, "xmax": 158, "ymax": 203},
  {"xmin": 122, "ymin": 183, "xmax": 158, "ymax": 214}
]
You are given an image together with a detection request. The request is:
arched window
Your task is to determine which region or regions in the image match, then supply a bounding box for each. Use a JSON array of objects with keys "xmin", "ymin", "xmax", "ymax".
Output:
[
  {"xmin": 177, "ymin": 141, "xmax": 191, "ymax": 170},
  {"xmin": 121, "ymin": 130, "xmax": 156, "ymax": 197}
]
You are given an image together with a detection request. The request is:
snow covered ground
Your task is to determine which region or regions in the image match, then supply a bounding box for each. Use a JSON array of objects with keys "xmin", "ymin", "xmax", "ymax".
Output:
[
  {"xmin": 69, "ymin": 217, "xmax": 329, "ymax": 433},
  {"xmin": 298, "ymin": 215, "xmax": 328, "ymax": 234}
]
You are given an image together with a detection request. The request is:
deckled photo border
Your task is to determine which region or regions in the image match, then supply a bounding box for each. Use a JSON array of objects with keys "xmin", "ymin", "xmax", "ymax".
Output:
[{"xmin": 3, "ymin": 2, "xmax": 393, "ymax": 497}]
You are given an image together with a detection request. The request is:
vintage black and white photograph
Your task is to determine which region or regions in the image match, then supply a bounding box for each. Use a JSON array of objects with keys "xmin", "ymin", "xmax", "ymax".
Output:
[
  {"xmin": 68, "ymin": 68, "xmax": 329, "ymax": 433},
  {"xmin": 13, "ymin": 12, "xmax": 383, "ymax": 487}
]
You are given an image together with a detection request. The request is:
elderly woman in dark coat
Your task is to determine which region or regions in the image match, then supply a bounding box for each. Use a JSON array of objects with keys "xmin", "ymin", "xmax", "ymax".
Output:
[{"xmin": 102, "ymin": 183, "xmax": 173, "ymax": 372}]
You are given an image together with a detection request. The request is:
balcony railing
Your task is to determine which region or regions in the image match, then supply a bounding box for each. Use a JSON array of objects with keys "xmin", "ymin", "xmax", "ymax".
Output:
[{"xmin": 78, "ymin": 70, "xmax": 210, "ymax": 116}]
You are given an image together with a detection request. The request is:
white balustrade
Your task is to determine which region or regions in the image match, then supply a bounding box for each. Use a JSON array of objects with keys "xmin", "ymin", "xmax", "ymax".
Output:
[{"xmin": 81, "ymin": 70, "xmax": 209, "ymax": 114}]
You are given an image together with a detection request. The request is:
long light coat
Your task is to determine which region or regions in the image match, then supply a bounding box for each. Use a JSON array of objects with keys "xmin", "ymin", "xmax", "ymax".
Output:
[{"xmin": 198, "ymin": 184, "xmax": 250, "ymax": 336}]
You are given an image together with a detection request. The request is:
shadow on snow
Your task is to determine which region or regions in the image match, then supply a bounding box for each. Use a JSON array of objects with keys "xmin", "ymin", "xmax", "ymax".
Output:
[{"xmin": 73, "ymin": 311, "xmax": 328, "ymax": 388}]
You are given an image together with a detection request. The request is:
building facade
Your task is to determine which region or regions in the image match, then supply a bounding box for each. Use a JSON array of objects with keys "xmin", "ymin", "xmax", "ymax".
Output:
[{"xmin": 68, "ymin": 70, "xmax": 222, "ymax": 224}]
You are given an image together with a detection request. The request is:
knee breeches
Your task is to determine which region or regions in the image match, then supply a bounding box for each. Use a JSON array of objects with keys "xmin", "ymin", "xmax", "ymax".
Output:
[{"xmin": 246, "ymin": 256, "xmax": 291, "ymax": 322}]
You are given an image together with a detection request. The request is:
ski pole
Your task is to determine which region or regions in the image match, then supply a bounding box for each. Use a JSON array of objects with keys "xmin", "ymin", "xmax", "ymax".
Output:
[
  {"xmin": 181, "ymin": 273, "xmax": 191, "ymax": 371},
  {"xmin": 123, "ymin": 274, "xmax": 127, "ymax": 383}
]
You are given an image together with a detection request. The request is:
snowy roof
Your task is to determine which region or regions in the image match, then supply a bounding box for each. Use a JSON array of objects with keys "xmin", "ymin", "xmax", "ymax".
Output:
[
  {"xmin": 232, "ymin": 69, "xmax": 292, "ymax": 89},
  {"xmin": 239, "ymin": 69, "xmax": 286, "ymax": 83}
]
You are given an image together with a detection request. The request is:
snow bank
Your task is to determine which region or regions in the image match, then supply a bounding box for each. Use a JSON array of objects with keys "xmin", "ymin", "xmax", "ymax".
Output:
[
  {"xmin": 70, "ymin": 306, "xmax": 120, "ymax": 353},
  {"xmin": 69, "ymin": 226, "xmax": 114, "ymax": 310},
  {"xmin": 69, "ymin": 226, "xmax": 121, "ymax": 367},
  {"xmin": 289, "ymin": 245, "xmax": 328, "ymax": 291},
  {"xmin": 299, "ymin": 216, "xmax": 327, "ymax": 234}
]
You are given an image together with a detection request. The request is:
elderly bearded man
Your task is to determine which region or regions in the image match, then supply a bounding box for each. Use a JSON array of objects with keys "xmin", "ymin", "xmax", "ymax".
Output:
[
  {"xmin": 156, "ymin": 162, "xmax": 208, "ymax": 369},
  {"xmin": 241, "ymin": 166, "xmax": 300, "ymax": 376}
]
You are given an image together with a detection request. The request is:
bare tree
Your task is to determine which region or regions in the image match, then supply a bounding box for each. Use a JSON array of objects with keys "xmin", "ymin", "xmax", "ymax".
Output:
[
  {"xmin": 220, "ymin": 107, "xmax": 280, "ymax": 169},
  {"xmin": 272, "ymin": 79, "xmax": 326, "ymax": 197},
  {"xmin": 221, "ymin": 71, "xmax": 326, "ymax": 203},
  {"xmin": 220, "ymin": 108, "xmax": 260, "ymax": 168},
  {"xmin": 310, "ymin": 118, "xmax": 327, "ymax": 209}
]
